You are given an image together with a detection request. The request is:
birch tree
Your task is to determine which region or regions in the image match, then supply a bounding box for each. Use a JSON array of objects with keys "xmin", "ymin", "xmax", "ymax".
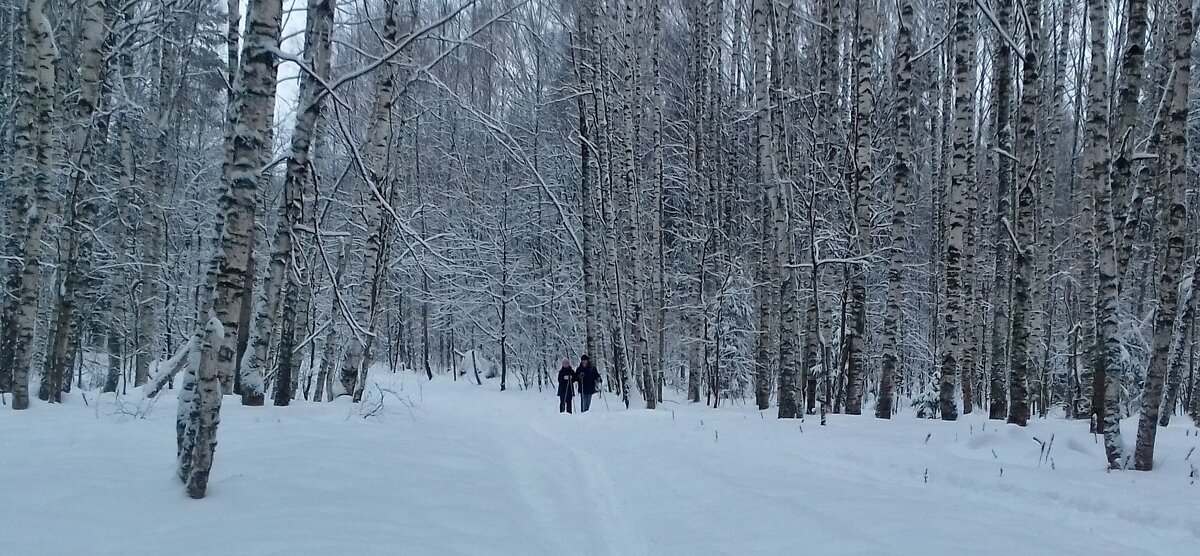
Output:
[
  {"xmin": 340, "ymin": 0, "xmax": 402, "ymax": 402},
  {"xmin": 877, "ymin": 0, "xmax": 916, "ymax": 420},
  {"xmin": 1133, "ymin": 2, "xmax": 1192, "ymax": 471},
  {"xmin": 1083, "ymin": 0, "xmax": 1124, "ymax": 468},
  {"xmin": 240, "ymin": 0, "xmax": 336, "ymax": 406},
  {"xmin": 940, "ymin": 0, "xmax": 977, "ymax": 420},
  {"xmin": 3, "ymin": 0, "xmax": 58, "ymax": 411},
  {"xmin": 179, "ymin": 0, "xmax": 282, "ymax": 498},
  {"xmin": 845, "ymin": 0, "xmax": 877, "ymax": 417},
  {"xmin": 751, "ymin": 0, "xmax": 777, "ymax": 412},
  {"xmin": 40, "ymin": 0, "xmax": 113, "ymax": 402},
  {"xmin": 986, "ymin": 0, "xmax": 1016, "ymax": 421},
  {"xmin": 1007, "ymin": 0, "xmax": 1043, "ymax": 426}
]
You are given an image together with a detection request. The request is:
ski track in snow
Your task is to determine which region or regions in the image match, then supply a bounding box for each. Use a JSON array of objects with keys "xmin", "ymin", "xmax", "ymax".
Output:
[{"xmin": 2, "ymin": 373, "xmax": 1199, "ymax": 555}]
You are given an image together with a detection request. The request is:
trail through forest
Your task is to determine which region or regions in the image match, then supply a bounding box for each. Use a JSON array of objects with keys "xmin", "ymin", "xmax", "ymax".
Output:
[{"xmin": 1, "ymin": 373, "xmax": 1198, "ymax": 555}]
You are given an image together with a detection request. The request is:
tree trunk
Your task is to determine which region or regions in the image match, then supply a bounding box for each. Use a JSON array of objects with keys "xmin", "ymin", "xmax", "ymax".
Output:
[
  {"xmin": 41, "ymin": 0, "xmax": 110, "ymax": 402},
  {"xmin": 845, "ymin": 0, "xmax": 876, "ymax": 417},
  {"xmin": 180, "ymin": 0, "xmax": 281, "ymax": 498},
  {"xmin": 4, "ymin": 0, "xmax": 58, "ymax": 411},
  {"xmin": 1008, "ymin": 0, "xmax": 1043, "ymax": 427},
  {"xmin": 988, "ymin": 0, "xmax": 1015, "ymax": 421},
  {"xmin": 1111, "ymin": 0, "xmax": 1149, "ymax": 276},
  {"xmin": 1083, "ymin": 0, "xmax": 1124, "ymax": 468},
  {"xmin": 877, "ymin": 0, "xmax": 915, "ymax": 420},
  {"xmin": 241, "ymin": 0, "xmax": 334, "ymax": 405},
  {"xmin": 341, "ymin": 1, "xmax": 402, "ymax": 401},
  {"xmin": 772, "ymin": 0, "xmax": 801, "ymax": 419},
  {"xmin": 135, "ymin": 5, "xmax": 181, "ymax": 390},
  {"xmin": 273, "ymin": 279, "xmax": 298, "ymax": 406},
  {"xmin": 574, "ymin": 1, "xmax": 602, "ymax": 381},
  {"xmin": 1133, "ymin": 4, "xmax": 1192, "ymax": 471},
  {"xmin": 1160, "ymin": 263, "xmax": 1197, "ymax": 427},
  {"xmin": 750, "ymin": 0, "xmax": 776, "ymax": 412},
  {"xmin": 941, "ymin": 0, "xmax": 977, "ymax": 420}
]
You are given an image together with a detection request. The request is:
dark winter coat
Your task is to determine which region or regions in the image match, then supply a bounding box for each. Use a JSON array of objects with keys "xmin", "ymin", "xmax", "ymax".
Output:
[
  {"xmin": 576, "ymin": 363, "xmax": 601, "ymax": 395},
  {"xmin": 557, "ymin": 367, "xmax": 576, "ymax": 398}
]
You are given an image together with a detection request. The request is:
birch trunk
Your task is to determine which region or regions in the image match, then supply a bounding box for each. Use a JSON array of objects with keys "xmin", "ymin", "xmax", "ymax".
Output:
[
  {"xmin": 1110, "ymin": 0, "xmax": 1148, "ymax": 275},
  {"xmin": 4, "ymin": 0, "xmax": 58, "ymax": 411},
  {"xmin": 240, "ymin": 0, "xmax": 335, "ymax": 405},
  {"xmin": 1008, "ymin": 0, "xmax": 1043, "ymax": 426},
  {"xmin": 1160, "ymin": 263, "xmax": 1197, "ymax": 427},
  {"xmin": 341, "ymin": 1, "xmax": 401, "ymax": 401},
  {"xmin": 107, "ymin": 75, "xmax": 137, "ymax": 393},
  {"xmin": 135, "ymin": 7, "xmax": 179, "ymax": 390},
  {"xmin": 1083, "ymin": 0, "xmax": 1124, "ymax": 467},
  {"xmin": 772, "ymin": 0, "xmax": 801, "ymax": 419},
  {"xmin": 594, "ymin": 1, "xmax": 631, "ymax": 408},
  {"xmin": 1133, "ymin": 5, "xmax": 1192, "ymax": 471},
  {"xmin": 845, "ymin": 0, "xmax": 876, "ymax": 416},
  {"xmin": 575, "ymin": 1, "xmax": 601, "ymax": 377},
  {"xmin": 650, "ymin": 0, "xmax": 667, "ymax": 408},
  {"xmin": 618, "ymin": 0, "xmax": 654, "ymax": 409},
  {"xmin": 988, "ymin": 0, "xmax": 1015, "ymax": 421},
  {"xmin": 876, "ymin": 0, "xmax": 915, "ymax": 420},
  {"xmin": 941, "ymin": 0, "xmax": 977, "ymax": 420},
  {"xmin": 750, "ymin": 0, "xmax": 776, "ymax": 412},
  {"xmin": 314, "ymin": 240, "xmax": 351, "ymax": 402},
  {"xmin": 42, "ymin": 0, "xmax": 111, "ymax": 402},
  {"xmin": 180, "ymin": 0, "xmax": 281, "ymax": 498},
  {"xmin": 273, "ymin": 278, "xmax": 299, "ymax": 406}
]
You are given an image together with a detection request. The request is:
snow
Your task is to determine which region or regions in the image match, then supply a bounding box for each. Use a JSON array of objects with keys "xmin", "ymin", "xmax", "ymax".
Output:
[
  {"xmin": 2, "ymin": 372, "xmax": 1198, "ymax": 555},
  {"xmin": 458, "ymin": 349, "xmax": 500, "ymax": 380}
]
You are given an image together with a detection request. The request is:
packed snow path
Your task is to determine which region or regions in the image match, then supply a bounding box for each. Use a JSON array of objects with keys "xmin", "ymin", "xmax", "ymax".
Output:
[{"xmin": 2, "ymin": 374, "xmax": 1198, "ymax": 555}]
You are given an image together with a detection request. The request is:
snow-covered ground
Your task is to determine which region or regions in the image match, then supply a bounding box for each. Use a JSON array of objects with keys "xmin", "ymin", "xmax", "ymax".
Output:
[{"xmin": 2, "ymin": 373, "xmax": 1198, "ymax": 555}]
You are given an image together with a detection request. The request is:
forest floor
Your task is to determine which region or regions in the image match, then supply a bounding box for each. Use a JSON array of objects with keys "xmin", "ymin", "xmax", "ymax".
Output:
[{"xmin": 2, "ymin": 371, "xmax": 1198, "ymax": 555}]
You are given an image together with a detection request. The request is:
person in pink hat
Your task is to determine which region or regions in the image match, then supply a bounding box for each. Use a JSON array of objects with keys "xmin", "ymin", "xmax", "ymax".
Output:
[{"xmin": 556, "ymin": 357, "xmax": 577, "ymax": 413}]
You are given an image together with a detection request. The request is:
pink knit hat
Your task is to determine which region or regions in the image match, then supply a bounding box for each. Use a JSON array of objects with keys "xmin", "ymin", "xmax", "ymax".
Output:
[{"xmin": 561, "ymin": 357, "xmax": 571, "ymax": 367}]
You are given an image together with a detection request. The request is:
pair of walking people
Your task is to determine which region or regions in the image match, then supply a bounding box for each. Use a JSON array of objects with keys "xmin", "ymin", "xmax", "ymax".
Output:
[{"xmin": 557, "ymin": 354, "xmax": 601, "ymax": 413}]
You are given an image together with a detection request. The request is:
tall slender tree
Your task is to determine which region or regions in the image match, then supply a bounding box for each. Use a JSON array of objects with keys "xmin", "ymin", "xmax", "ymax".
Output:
[
  {"xmin": 941, "ymin": 0, "xmax": 978, "ymax": 420},
  {"xmin": 1134, "ymin": 1, "xmax": 1192, "ymax": 471},
  {"xmin": 1008, "ymin": 0, "xmax": 1044, "ymax": 427},
  {"xmin": 4, "ymin": 0, "xmax": 58, "ymax": 411},
  {"xmin": 179, "ymin": 0, "xmax": 282, "ymax": 498},
  {"xmin": 877, "ymin": 0, "xmax": 915, "ymax": 420}
]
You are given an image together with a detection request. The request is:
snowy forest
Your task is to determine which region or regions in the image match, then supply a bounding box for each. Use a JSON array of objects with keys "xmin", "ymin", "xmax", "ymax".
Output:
[{"xmin": 2, "ymin": 0, "xmax": 1200, "ymax": 524}]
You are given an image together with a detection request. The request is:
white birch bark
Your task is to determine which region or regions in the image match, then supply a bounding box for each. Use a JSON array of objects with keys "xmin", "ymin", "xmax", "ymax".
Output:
[
  {"xmin": 773, "ymin": 0, "xmax": 800, "ymax": 419},
  {"xmin": 574, "ymin": 0, "xmax": 602, "ymax": 379},
  {"xmin": 988, "ymin": 0, "xmax": 1015, "ymax": 421},
  {"xmin": 180, "ymin": 0, "xmax": 281, "ymax": 498},
  {"xmin": 1133, "ymin": 4, "xmax": 1192, "ymax": 471},
  {"xmin": 42, "ymin": 0, "xmax": 112, "ymax": 402},
  {"xmin": 1083, "ymin": 0, "xmax": 1125, "ymax": 468},
  {"xmin": 750, "ymin": 0, "xmax": 776, "ymax": 412},
  {"xmin": 1160, "ymin": 263, "xmax": 1197, "ymax": 427},
  {"xmin": 845, "ymin": 0, "xmax": 876, "ymax": 417},
  {"xmin": 341, "ymin": 1, "xmax": 401, "ymax": 401},
  {"xmin": 876, "ymin": 0, "xmax": 915, "ymax": 420},
  {"xmin": 4, "ymin": 0, "xmax": 58, "ymax": 411},
  {"xmin": 1110, "ymin": 0, "xmax": 1148, "ymax": 275},
  {"xmin": 239, "ymin": 0, "xmax": 335, "ymax": 405},
  {"xmin": 1008, "ymin": 0, "xmax": 1043, "ymax": 426},
  {"xmin": 940, "ymin": 0, "xmax": 977, "ymax": 420}
]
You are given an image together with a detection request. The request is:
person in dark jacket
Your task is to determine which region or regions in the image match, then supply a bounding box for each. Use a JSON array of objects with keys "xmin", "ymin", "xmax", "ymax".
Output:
[
  {"xmin": 557, "ymin": 358, "xmax": 576, "ymax": 413},
  {"xmin": 576, "ymin": 354, "xmax": 601, "ymax": 413}
]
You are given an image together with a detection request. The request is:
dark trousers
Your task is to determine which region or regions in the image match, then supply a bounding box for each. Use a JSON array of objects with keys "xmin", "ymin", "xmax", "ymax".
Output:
[
  {"xmin": 559, "ymin": 395, "xmax": 573, "ymax": 413},
  {"xmin": 580, "ymin": 393, "xmax": 593, "ymax": 413}
]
